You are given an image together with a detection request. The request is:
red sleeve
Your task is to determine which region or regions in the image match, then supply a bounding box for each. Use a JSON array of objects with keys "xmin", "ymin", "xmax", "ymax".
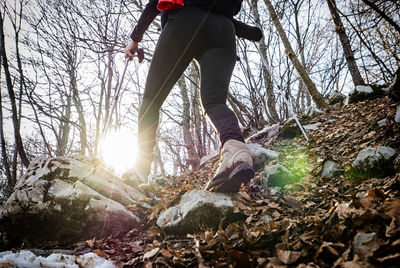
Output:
[{"xmin": 130, "ymin": 0, "xmax": 160, "ymax": 42}]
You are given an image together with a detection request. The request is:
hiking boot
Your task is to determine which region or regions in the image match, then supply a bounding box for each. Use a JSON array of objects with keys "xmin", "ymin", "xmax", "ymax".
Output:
[{"xmin": 205, "ymin": 139, "xmax": 254, "ymax": 193}]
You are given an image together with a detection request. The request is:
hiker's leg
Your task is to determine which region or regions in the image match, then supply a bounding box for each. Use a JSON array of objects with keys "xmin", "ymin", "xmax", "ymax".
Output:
[
  {"xmin": 198, "ymin": 16, "xmax": 253, "ymax": 192},
  {"xmin": 136, "ymin": 7, "xmax": 206, "ymax": 180},
  {"xmin": 197, "ymin": 20, "xmax": 244, "ymax": 146}
]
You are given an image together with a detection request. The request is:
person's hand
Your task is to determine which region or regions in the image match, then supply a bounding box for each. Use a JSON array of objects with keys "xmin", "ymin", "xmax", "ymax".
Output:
[{"xmin": 125, "ymin": 40, "xmax": 139, "ymax": 61}]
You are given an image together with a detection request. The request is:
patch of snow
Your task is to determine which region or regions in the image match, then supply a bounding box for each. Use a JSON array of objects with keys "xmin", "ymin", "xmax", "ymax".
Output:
[{"xmin": 0, "ymin": 250, "xmax": 116, "ymax": 268}]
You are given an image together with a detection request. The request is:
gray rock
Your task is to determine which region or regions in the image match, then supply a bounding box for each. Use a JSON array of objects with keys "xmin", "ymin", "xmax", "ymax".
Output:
[
  {"xmin": 355, "ymin": 85, "xmax": 373, "ymax": 94},
  {"xmin": 303, "ymin": 122, "xmax": 321, "ymax": 131},
  {"xmin": 156, "ymin": 190, "xmax": 244, "ymax": 234},
  {"xmin": 348, "ymin": 85, "xmax": 385, "ymax": 104},
  {"xmin": 261, "ymin": 164, "xmax": 296, "ymax": 187},
  {"xmin": 344, "ymin": 96, "xmax": 350, "ymax": 106},
  {"xmin": 351, "ymin": 146, "xmax": 396, "ymax": 177},
  {"xmin": 306, "ymin": 107, "xmax": 325, "ymax": 118},
  {"xmin": 150, "ymin": 175, "xmax": 169, "ymax": 186},
  {"xmin": 377, "ymin": 146, "xmax": 396, "ymax": 160},
  {"xmin": 327, "ymin": 91, "xmax": 346, "ymax": 105},
  {"xmin": 321, "ymin": 160, "xmax": 343, "ymax": 178},
  {"xmin": 377, "ymin": 118, "xmax": 389, "ymax": 127},
  {"xmin": 353, "ymin": 232, "xmax": 376, "ymax": 249},
  {"xmin": 395, "ymin": 107, "xmax": 400, "ymax": 123},
  {"xmin": 0, "ymin": 155, "xmax": 143, "ymax": 247},
  {"xmin": 247, "ymin": 143, "xmax": 279, "ymax": 170}
]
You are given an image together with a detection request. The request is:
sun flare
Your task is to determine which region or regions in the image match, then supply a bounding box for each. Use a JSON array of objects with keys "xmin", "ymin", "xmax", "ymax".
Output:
[{"xmin": 99, "ymin": 129, "xmax": 137, "ymax": 176}]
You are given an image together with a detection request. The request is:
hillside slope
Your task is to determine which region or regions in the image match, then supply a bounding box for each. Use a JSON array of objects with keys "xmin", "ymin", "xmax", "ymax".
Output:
[{"xmin": 76, "ymin": 96, "xmax": 400, "ymax": 268}]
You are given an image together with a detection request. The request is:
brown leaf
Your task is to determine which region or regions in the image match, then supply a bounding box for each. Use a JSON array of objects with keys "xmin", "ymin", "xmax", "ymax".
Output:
[
  {"xmin": 143, "ymin": 247, "xmax": 160, "ymax": 260},
  {"xmin": 86, "ymin": 237, "xmax": 95, "ymax": 248},
  {"xmin": 315, "ymin": 242, "xmax": 344, "ymax": 260},
  {"xmin": 145, "ymin": 262, "xmax": 153, "ymax": 268},
  {"xmin": 272, "ymin": 211, "xmax": 281, "ymax": 219},
  {"xmin": 284, "ymin": 196, "xmax": 301, "ymax": 208},
  {"xmin": 383, "ymin": 198, "xmax": 400, "ymax": 220},
  {"xmin": 341, "ymin": 261, "xmax": 374, "ymax": 268},
  {"xmin": 276, "ymin": 249, "xmax": 301, "ymax": 265},
  {"xmin": 93, "ymin": 249, "xmax": 109, "ymax": 259},
  {"xmin": 0, "ymin": 260, "xmax": 14, "ymax": 267},
  {"xmin": 228, "ymin": 250, "xmax": 251, "ymax": 266}
]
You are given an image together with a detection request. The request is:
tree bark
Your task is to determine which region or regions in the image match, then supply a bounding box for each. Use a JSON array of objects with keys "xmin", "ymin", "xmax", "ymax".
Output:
[
  {"xmin": 326, "ymin": 0, "xmax": 365, "ymax": 87},
  {"xmin": 263, "ymin": 0, "xmax": 328, "ymax": 109},
  {"xmin": 0, "ymin": 11, "xmax": 30, "ymax": 167}
]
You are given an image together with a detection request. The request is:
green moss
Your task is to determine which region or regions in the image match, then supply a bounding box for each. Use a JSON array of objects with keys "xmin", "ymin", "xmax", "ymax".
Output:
[{"xmin": 344, "ymin": 164, "xmax": 394, "ymax": 180}]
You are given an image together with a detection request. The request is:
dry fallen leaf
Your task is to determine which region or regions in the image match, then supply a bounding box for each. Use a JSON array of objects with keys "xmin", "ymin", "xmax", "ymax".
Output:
[
  {"xmin": 143, "ymin": 247, "xmax": 160, "ymax": 260},
  {"xmin": 276, "ymin": 249, "xmax": 301, "ymax": 265},
  {"xmin": 93, "ymin": 249, "xmax": 109, "ymax": 259}
]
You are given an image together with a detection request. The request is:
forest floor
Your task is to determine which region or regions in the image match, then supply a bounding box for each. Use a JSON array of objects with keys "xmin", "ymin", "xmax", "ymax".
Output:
[{"xmin": 74, "ymin": 96, "xmax": 400, "ymax": 268}]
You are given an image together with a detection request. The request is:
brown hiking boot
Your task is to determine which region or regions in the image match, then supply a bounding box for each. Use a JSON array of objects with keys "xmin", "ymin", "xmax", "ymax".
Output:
[{"xmin": 205, "ymin": 139, "xmax": 254, "ymax": 193}]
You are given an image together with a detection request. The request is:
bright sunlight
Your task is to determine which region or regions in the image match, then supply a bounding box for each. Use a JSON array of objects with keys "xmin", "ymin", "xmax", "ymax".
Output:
[{"xmin": 98, "ymin": 128, "xmax": 137, "ymax": 175}]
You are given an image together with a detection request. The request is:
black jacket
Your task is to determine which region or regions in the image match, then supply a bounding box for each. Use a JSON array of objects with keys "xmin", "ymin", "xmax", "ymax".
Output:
[{"xmin": 130, "ymin": 0, "xmax": 262, "ymax": 43}]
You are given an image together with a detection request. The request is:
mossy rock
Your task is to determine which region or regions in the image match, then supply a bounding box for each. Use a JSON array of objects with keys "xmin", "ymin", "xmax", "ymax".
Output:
[
  {"xmin": 346, "ymin": 146, "xmax": 396, "ymax": 179},
  {"xmin": 348, "ymin": 84, "xmax": 387, "ymax": 104}
]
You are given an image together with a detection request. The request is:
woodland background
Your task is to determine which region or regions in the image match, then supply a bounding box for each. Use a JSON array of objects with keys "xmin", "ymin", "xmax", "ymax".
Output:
[{"xmin": 0, "ymin": 0, "xmax": 399, "ymax": 193}]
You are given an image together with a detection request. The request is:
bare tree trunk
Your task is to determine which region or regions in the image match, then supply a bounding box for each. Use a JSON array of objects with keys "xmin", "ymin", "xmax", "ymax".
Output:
[
  {"xmin": 263, "ymin": 0, "xmax": 328, "ymax": 109},
  {"xmin": 57, "ymin": 90, "xmax": 71, "ymax": 156},
  {"xmin": 94, "ymin": 59, "xmax": 105, "ymax": 156},
  {"xmin": 227, "ymin": 95, "xmax": 246, "ymax": 127},
  {"xmin": 361, "ymin": 0, "xmax": 400, "ymax": 34},
  {"xmin": 0, "ymin": 11, "xmax": 29, "ymax": 167},
  {"xmin": 104, "ymin": 51, "xmax": 113, "ymax": 130},
  {"xmin": 250, "ymin": 0, "xmax": 279, "ymax": 122},
  {"xmin": 69, "ymin": 67, "xmax": 87, "ymax": 155},
  {"xmin": 153, "ymin": 142, "xmax": 166, "ymax": 176},
  {"xmin": 326, "ymin": 0, "xmax": 365, "ymax": 87},
  {"xmin": 0, "ymin": 61, "xmax": 13, "ymax": 189},
  {"xmin": 178, "ymin": 76, "xmax": 200, "ymax": 169}
]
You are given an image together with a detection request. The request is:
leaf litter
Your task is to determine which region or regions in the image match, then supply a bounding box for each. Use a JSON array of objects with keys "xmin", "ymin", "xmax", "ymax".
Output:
[{"xmin": 73, "ymin": 96, "xmax": 399, "ymax": 267}]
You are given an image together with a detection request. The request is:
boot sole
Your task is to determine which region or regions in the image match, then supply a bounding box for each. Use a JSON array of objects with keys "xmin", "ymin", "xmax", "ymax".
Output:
[{"xmin": 213, "ymin": 162, "xmax": 255, "ymax": 193}]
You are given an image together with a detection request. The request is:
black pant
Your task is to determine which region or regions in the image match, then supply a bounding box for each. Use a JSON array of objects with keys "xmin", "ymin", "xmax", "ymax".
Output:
[{"xmin": 138, "ymin": 5, "xmax": 244, "ymax": 156}]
